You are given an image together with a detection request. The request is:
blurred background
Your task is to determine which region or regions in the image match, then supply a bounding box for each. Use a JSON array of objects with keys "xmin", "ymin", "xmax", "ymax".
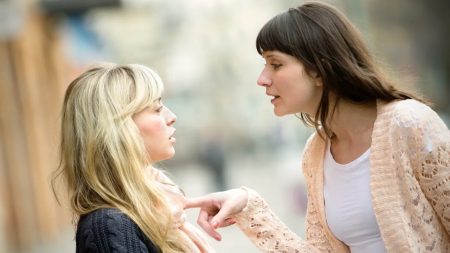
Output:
[{"xmin": 0, "ymin": 0, "xmax": 449, "ymax": 252}]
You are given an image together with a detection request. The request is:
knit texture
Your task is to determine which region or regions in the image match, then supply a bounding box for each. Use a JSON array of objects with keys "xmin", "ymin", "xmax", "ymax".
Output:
[
  {"xmin": 236, "ymin": 187, "xmax": 320, "ymax": 253},
  {"xmin": 235, "ymin": 99, "xmax": 450, "ymax": 253},
  {"xmin": 76, "ymin": 208, "xmax": 160, "ymax": 253}
]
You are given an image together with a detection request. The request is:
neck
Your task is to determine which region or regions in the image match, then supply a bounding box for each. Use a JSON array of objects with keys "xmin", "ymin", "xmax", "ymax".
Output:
[{"xmin": 328, "ymin": 99, "xmax": 377, "ymax": 143}]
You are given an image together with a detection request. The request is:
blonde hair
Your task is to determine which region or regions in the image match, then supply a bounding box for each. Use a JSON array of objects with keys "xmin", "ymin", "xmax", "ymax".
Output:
[{"xmin": 53, "ymin": 63, "xmax": 188, "ymax": 252}]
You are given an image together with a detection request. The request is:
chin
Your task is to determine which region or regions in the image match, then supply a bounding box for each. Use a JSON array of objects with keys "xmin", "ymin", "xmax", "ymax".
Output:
[
  {"xmin": 165, "ymin": 149, "xmax": 176, "ymax": 160},
  {"xmin": 151, "ymin": 149, "xmax": 175, "ymax": 163},
  {"xmin": 273, "ymin": 109, "xmax": 287, "ymax": 117}
]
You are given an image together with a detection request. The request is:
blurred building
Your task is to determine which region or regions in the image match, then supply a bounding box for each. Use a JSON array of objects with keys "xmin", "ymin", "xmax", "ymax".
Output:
[{"xmin": 0, "ymin": 2, "xmax": 73, "ymax": 253}]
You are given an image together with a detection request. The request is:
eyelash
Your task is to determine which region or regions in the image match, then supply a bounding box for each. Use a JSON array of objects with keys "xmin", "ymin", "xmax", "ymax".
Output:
[
  {"xmin": 271, "ymin": 64, "xmax": 282, "ymax": 70},
  {"xmin": 155, "ymin": 105, "xmax": 163, "ymax": 113}
]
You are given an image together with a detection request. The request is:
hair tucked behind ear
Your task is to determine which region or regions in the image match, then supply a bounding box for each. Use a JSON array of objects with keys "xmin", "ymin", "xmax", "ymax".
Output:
[
  {"xmin": 52, "ymin": 63, "xmax": 189, "ymax": 252},
  {"xmin": 256, "ymin": 2, "xmax": 426, "ymax": 138}
]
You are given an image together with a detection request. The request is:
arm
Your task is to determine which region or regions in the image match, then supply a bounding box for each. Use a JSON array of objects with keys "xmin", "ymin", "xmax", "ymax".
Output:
[
  {"xmin": 234, "ymin": 187, "xmax": 320, "ymax": 253},
  {"xmin": 412, "ymin": 107, "xmax": 450, "ymax": 234},
  {"xmin": 185, "ymin": 188, "xmax": 320, "ymax": 253},
  {"xmin": 76, "ymin": 209, "xmax": 159, "ymax": 253}
]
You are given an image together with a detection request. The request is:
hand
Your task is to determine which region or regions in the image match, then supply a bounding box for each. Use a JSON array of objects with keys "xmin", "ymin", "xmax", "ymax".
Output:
[{"xmin": 185, "ymin": 188, "xmax": 248, "ymax": 241}]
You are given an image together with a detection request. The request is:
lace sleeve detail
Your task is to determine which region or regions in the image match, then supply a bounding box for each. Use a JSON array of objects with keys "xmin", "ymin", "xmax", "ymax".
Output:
[
  {"xmin": 420, "ymin": 138, "xmax": 450, "ymax": 234},
  {"xmin": 413, "ymin": 109, "xmax": 450, "ymax": 235},
  {"xmin": 390, "ymin": 101, "xmax": 450, "ymax": 237},
  {"xmin": 234, "ymin": 187, "xmax": 319, "ymax": 253}
]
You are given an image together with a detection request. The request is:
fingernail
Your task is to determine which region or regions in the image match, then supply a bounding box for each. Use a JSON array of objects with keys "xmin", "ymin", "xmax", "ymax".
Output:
[{"xmin": 212, "ymin": 221, "xmax": 218, "ymax": 228}]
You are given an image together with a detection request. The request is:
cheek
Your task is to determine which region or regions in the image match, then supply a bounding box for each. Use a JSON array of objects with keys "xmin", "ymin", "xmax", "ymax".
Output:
[
  {"xmin": 140, "ymin": 122, "xmax": 166, "ymax": 142},
  {"xmin": 140, "ymin": 121, "xmax": 162, "ymax": 134},
  {"xmin": 134, "ymin": 116, "xmax": 165, "ymax": 144}
]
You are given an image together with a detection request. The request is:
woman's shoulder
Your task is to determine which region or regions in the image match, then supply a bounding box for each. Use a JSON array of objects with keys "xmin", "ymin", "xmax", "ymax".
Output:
[
  {"xmin": 78, "ymin": 208, "xmax": 127, "ymax": 230},
  {"xmin": 382, "ymin": 99, "xmax": 431, "ymax": 114},
  {"xmin": 76, "ymin": 208, "xmax": 158, "ymax": 253},
  {"xmin": 379, "ymin": 99, "xmax": 440, "ymax": 127},
  {"xmin": 390, "ymin": 98, "xmax": 430, "ymax": 110}
]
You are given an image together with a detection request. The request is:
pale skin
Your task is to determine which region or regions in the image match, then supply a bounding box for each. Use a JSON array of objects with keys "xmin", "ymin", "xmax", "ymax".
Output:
[
  {"xmin": 132, "ymin": 98, "xmax": 177, "ymax": 162},
  {"xmin": 185, "ymin": 50, "xmax": 378, "ymax": 240}
]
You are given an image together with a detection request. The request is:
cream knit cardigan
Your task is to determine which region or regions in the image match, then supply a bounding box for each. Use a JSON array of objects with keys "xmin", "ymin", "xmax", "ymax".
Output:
[{"xmin": 236, "ymin": 99, "xmax": 450, "ymax": 253}]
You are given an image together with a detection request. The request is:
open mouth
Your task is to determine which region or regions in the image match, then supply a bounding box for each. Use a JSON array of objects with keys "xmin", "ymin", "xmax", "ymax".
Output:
[
  {"xmin": 271, "ymin": 95, "xmax": 280, "ymax": 103},
  {"xmin": 169, "ymin": 131, "xmax": 176, "ymax": 142}
]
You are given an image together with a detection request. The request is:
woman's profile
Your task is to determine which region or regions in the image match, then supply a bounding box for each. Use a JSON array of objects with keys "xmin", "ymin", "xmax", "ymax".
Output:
[{"xmin": 53, "ymin": 63, "xmax": 215, "ymax": 253}]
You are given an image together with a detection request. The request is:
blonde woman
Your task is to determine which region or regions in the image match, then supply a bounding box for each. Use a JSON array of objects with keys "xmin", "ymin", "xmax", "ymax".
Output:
[{"xmin": 53, "ymin": 63, "xmax": 215, "ymax": 253}]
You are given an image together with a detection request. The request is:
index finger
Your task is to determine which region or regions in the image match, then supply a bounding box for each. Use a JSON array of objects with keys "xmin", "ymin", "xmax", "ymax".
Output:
[{"xmin": 185, "ymin": 196, "xmax": 210, "ymax": 209}]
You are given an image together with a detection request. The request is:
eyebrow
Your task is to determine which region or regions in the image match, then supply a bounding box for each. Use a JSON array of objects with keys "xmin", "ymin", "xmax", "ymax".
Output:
[
  {"xmin": 263, "ymin": 53, "xmax": 282, "ymax": 60},
  {"xmin": 152, "ymin": 97, "xmax": 162, "ymax": 103}
]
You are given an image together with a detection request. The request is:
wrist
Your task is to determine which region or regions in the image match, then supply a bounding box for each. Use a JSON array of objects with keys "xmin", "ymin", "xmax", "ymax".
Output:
[{"xmin": 238, "ymin": 186, "xmax": 250, "ymax": 213}]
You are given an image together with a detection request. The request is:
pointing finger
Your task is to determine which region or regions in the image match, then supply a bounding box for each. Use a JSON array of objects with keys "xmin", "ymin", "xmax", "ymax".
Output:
[{"xmin": 185, "ymin": 197, "xmax": 209, "ymax": 209}]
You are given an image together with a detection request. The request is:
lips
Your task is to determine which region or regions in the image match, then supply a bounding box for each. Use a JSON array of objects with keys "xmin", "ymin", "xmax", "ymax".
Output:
[
  {"xmin": 169, "ymin": 130, "xmax": 176, "ymax": 143},
  {"xmin": 270, "ymin": 95, "xmax": 280, "ymax": 104}
]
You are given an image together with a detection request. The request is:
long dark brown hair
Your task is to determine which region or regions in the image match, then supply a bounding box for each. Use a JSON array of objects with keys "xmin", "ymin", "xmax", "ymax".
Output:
[{"xmin": 256, "ymin": 2, "xmax": 424, "ymax": 138}]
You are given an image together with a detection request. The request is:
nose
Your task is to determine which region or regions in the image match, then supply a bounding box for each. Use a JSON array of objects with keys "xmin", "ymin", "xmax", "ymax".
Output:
[
  {"xmin": 257, "ymin": 68, "xmax": 272, "ymax": 87},
  {"xmin": 165, "ymin": 108, "xmax": 177, "ymax": 126}
]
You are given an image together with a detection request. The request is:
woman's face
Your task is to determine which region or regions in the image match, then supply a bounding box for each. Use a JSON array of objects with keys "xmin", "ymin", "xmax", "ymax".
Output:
[
  {"xmin": 257, "ymin": 50, "xmax": 323, "ymax": 116},
  {"xmin": 133, "ymin": 98, "xmax": 177, "ymax": 162}
]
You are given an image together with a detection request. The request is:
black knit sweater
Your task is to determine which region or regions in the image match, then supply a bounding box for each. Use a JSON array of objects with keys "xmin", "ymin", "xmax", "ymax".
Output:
[{"xmin": 76, "ymin": 208, "xmax": 160, "ymax": 253}]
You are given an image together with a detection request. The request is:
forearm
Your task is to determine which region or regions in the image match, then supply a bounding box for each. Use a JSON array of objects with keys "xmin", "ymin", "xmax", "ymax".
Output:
[{"xmin": 235, "ymin": 187, "xmax": 320, "ymax": 253}]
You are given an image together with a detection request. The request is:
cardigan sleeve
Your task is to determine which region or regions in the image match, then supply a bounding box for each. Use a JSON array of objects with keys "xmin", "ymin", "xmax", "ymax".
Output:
[
  {"xmin": 234, "ymin": 187, "xmax": 320, "ymax": 253},
  {"xmin": 395, "ymin": 101, "xmax": 450, "ymax": 235},
  {"xmin": 408, "ymin": 105, "xmax": 450, "ymax": 235},
  {"xmin": 76, "ymin": 208, "xmax": 160, "ymax": 253}
]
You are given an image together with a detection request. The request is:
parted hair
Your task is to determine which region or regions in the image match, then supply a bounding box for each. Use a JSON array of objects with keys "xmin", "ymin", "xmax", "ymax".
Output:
[
  {"xmin": 256, "ymin": 2, "xmax": 424, "ymax": 138},
  {"xmin": 53, "ymin": 63, "xmax": 189, "ymax": 252}
]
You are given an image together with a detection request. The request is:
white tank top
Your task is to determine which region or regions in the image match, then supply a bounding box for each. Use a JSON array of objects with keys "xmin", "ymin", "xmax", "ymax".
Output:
[{"xmin": 323, "ymin": 144, "xmax": 387, "ymax": 253}]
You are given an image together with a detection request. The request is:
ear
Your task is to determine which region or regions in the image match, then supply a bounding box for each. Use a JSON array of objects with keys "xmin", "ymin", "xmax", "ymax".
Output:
[
  {"xmin": 314, "ymin": 75, "xmax": 323, "ymax": 87},
  {"xmin": 308, "ymin": 69, "xmax": 322, "ymax": 86}
]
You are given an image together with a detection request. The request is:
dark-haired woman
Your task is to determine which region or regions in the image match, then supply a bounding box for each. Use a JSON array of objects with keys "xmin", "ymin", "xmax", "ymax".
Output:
[{"xmin": 185, "ymin": 2, "xmax": 450, "ymax": 253}]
